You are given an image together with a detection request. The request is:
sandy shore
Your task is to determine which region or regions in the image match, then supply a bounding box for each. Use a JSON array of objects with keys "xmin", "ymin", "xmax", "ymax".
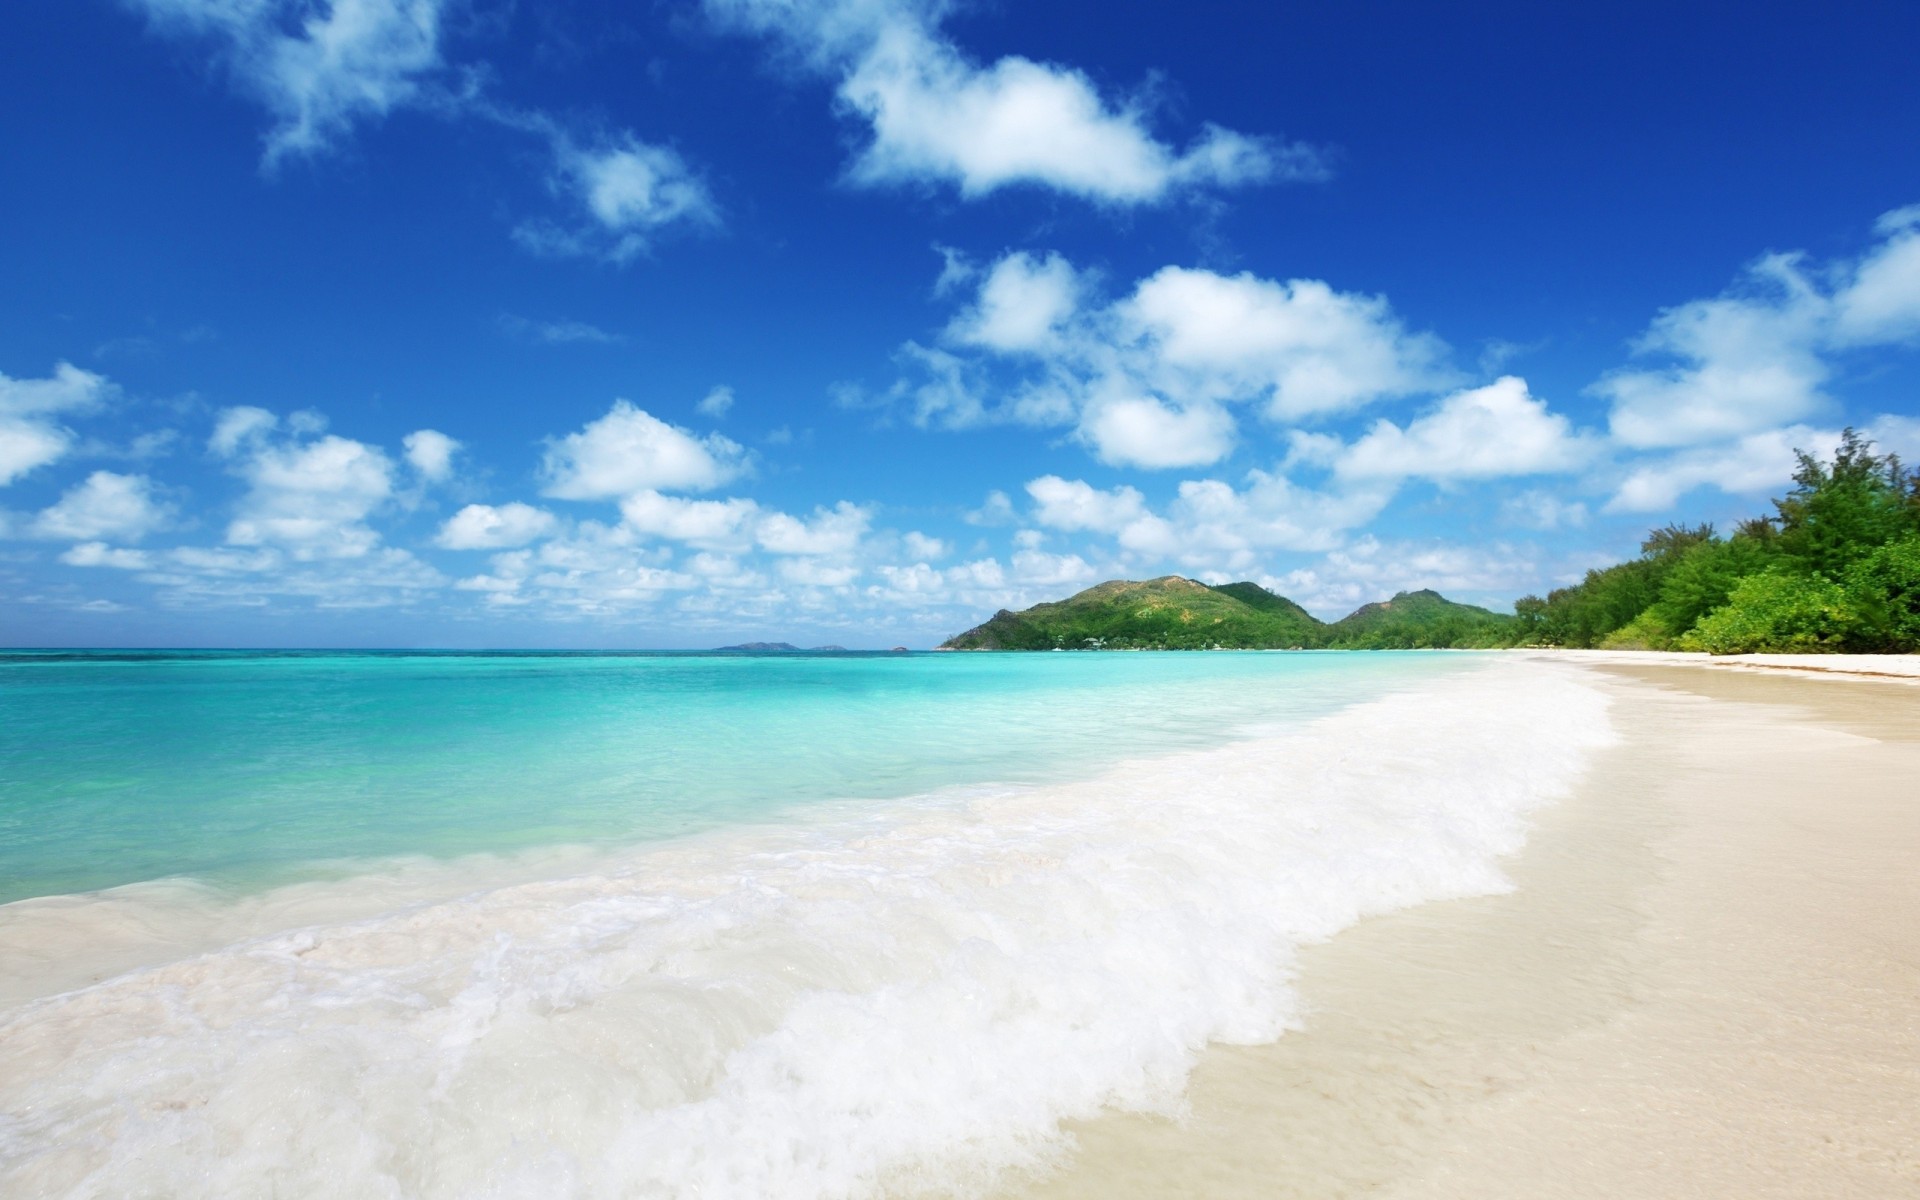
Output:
[{"xmin": 996, "ymin": 658, "xmax": 1920, "ymax": 1199}]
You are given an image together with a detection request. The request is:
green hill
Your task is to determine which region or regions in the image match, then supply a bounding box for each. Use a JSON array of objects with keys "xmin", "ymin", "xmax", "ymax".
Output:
[
  {"xmin": 939, "ymin": 576, "xmax": 1324, "ymax": 650},
  {"xmin": 940, "ymin": 578, "xmax": 1519, "ymax": 650},
  {"xmin": 1322, "ymin": 589, "xmax": 1517, "ymax": 649}
]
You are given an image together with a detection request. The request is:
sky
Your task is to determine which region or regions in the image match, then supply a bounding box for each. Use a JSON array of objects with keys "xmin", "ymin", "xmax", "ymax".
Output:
[{"xmin": 3, "ymin": 1, "xmax": 1919, "ymax": 648}]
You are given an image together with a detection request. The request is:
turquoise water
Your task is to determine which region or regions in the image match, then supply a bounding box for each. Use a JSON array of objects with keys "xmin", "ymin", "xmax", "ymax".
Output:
[{"xmin": 0, "ymin": 649, "xmax": 1475, "ymax": 904}]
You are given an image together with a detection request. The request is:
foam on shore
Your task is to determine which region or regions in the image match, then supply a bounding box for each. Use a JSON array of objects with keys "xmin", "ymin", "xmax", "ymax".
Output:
[{"xmin": 0, "ymin": 662, "xmax": 1612, "ymax": 1199}]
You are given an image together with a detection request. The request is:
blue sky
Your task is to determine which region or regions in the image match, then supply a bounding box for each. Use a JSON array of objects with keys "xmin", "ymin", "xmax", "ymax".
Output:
[{"xmin": 3, "ymin": 0, "xmax": 1919, "ymax": 647}]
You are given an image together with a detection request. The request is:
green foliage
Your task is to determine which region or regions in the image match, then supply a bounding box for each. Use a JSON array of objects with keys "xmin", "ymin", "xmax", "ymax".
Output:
[
  {"xmin": 1773, "ymin": 428, "xmax": 1919, "ymax": 576},
  {"xmin": 1319, "ymin": 589, "xmax": 1516, "ymax": 649},
  {"xmin": 939, "ymin": 579, "xmax": 1515, "ymax": 651},
  {"xmin": 1522, "ymin": 430, "xmax": 1920, "ymax": 654},
  {"xmin": 940, "ymin": 577, "xmax": 1324, "ymax": 650},
  {"xmin": 1841, "ymin": 533, "xmax": 1920, "ymax": 651},
  {"xmin": 1647, "ymin": 533, "xmax": 1778, "ymax": 636},
  {"xmin": 1598, "ymin": 608, "xmax": 1673, "ymax": 650},
  {"xmin": 1681, "ymin": 570, "xmax": 1858, "ymax": 653}
]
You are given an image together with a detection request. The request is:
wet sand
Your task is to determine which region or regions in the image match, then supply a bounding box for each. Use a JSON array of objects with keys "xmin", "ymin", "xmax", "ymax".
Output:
[{"xmin": 998, "ymin": 660, "xmax": 1920, "ymax": 1199}]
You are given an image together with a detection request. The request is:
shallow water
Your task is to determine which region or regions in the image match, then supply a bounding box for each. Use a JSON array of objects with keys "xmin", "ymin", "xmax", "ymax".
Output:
[
  {"xmin": 0, "ymin": 652, "xmax": 1614, "ymax": 1198},
  {"xmin": 0, "ymin": 649, "xmax": 1470, "ymax": 903}
]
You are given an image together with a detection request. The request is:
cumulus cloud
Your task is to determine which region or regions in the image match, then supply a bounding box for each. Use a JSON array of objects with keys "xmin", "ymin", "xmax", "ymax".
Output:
[
  {"xmin": 1336, "ymin": 377, "xmax": 1594, "ymax": 482},
  {"xmin": 1078, "ymin": 394, "xmax": 1236, "ymax": 469},
  {"xmin": 542, "ymin": 401, "xmax": 748, "ymax": 499},
  {"xmin": 212, "ymin": 408, "xmax": 398, "ymax": 558},
  {"xmin": 1025, "ymin": 475, "xmax": 1149, "ymax": 534},
  {"xmin": 619, "ymin": 490, "xmax": 760, "ymax": 547},
  {"xmin": 880, "ymin": 251, "xmax": 1451, "ymax": 470},
  {"xmin": 707, "ymin": 0, "xmax": 1322, "ymax": 205},
  {"xmin": 756, "ymin": 501, "xmax": 871, "ymax": 556},
  {"xmin": 129, "ymin": 0, "xmax": 449, "ymax": 166},
  {"xmin": 33, "ymin": 472, "xmax": 171, "ymax": 541},
  {"xmin": 1595, "ymin": 204, "xmax": 1920, "ymax": 449},
  {"xmin": 1594, "ymin": 255, "xmax": 1830, "ymax": 449},
  {"xmin": 945, "ymin": 251, "xmax": 1081, "ymax": 353},
  {"xmin": 1023, "ymin": 462, "xmax": 1395, "ymax": 577},
  {"xmin": 696, "ymin": 386, "xmax": 736, "ymax": 418},
  {"xmin": 0, "ymin": 362, "xmax": 113, "ymax": 486},
  {"xmin": 208, "ymin": 405, "xmax": 279, "ymax": 455},
  {"xmin": 402, "ymin": 428, "xmax": 459, "ymax": 481},
  {"xmin": 1605, "ymin": 425, "xmax": 1827, "ymax": 513},
  {"xmin": 1120, "ymin": 268, "xmax": 1449, "ymax": 419},
  {"xmin": 436, "ymin": 501, "xmax": 558, "ymax": 549}
]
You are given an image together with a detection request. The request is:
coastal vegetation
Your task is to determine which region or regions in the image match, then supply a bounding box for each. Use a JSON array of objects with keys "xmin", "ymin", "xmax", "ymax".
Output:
[
  {"xmin": 1517, "ymin": 430, "xmax": 1920, "ymax": 653},
  {"xmin": 942, "ymin": 432, "xmax": 1920, "ymax": 654}
]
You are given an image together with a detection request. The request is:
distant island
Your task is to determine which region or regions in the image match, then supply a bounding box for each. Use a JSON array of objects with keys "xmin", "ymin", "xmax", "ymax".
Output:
[
  {"xmin": 712, "ymin": 642, "xmax": 850, "ymax": 653},
  {"xmin": 942, "ymin": 431, "xmax": 1920, "ymax": 654}
]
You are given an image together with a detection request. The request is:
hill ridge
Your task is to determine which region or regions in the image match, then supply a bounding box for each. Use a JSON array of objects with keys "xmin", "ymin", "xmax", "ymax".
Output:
[{"xmin": 939, "ymin": 578, "xmax": 1515, "ymax": 650}]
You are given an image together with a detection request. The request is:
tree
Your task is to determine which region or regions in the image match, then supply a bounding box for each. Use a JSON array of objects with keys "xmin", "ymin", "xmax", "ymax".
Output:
[{"xmin": 1773, "ymin": 429, "xmax": 1919, "ymax": 576}]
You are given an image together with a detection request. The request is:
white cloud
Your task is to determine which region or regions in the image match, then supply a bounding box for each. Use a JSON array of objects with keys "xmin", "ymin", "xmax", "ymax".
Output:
[
  {"xmin": 708, "ymin": 0, "xmax": 1320, "ymax": 205},
  {"xmin": 1595, "ymin": 205, "xmax": 1920, "ymax": 449},
  {"xmin": 1275, "ymin": 536, "xmax": 1541, "ymax": 618},
  {"xmin": 1161, "ymin": 471, "xmax": 1395, "ymax": 563},
  {"xmin": 1594, "ymin": 254, "xmax": 1830, "ymax": 449},
  {"xmin": 901, "ymin": 531, "xmax": 947, "ymax": 559},
  {"xmin": 1502, "ymin": 490, "xmax": 1589, "ymax": 531},
  {"xmin": 696, "ymin": 386, "xmax": 736, "ymax": 418},
  {"xmin": 884, "ymin": 254, "xmax": 1453, "ymax": 475},
  {"xmin": 0, "ymin": 362, "xmax": 113, "ymax": 486},
  {"xmin": 620, "ymin": 490, "xmax": 760, "ymax": 547},
  {"xmin": 1833, "ymin": 205, "xmax": 1920, "ymax": 345},
  {"xmin": 1025, "ymin": 475, "xmax": 1148, "ymax": 534},
  {"xmin": 1336, "ymin": 377, "xmax": 1594, "ymax": 481},
  {"xmin": 1605, "ymin": 425, "xmax": 1826, "ymax": 513},
  {"xmin": 1120, "ymin": 268, "xmax": 1449, "ymax": 419},
  {"xmin": 131, "ymin": 2, "xmax": 717, "ymax": 263},
  {"xmin": 1868, "ymin": 413, "xmax": 1920, "ymax": 462},
  {"xmin": 756, "ymin": 501, "xmax": 871, "ymax": 556},
  {"xmin": 61, "ymin": 542, "xmax": 155, "ymax": 570},
  {"xmin": 945, "ymin": 251, "xmax": 1081, "ymax": 353},
  {"xmin": 208, "ymin": 405, "xmax": 278, "ymax": 455},
  {"xmin": 436, "ymin": 502, "xmax": 558, "ymax": 550},
  {"xmin": 220, "ymin": 422, "xmax": 398, "ymax": 558},
  {"xmin": 1078, "ymin": 393, "xmax": 1235, "ymax": 469},
  {"xmin": 130, "ymin": 0, "xmax": 449, "ymax": 165},
  {"xmin": 542, "ymin": 401, "xmax": 748, "ymax": 499},
  {"xmin": 521, "ymin": 135, "xmax": 719, "ymax": 263},
  {"xmin": 33, "ymin": 472, "xmax": 170, "ymax": 541},
  {"xmin": 402, "ymin": 428, "xmax": 459, "ymax": 481}
]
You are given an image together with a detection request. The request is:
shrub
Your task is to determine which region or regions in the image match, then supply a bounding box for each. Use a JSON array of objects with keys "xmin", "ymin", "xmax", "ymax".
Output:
[
  {"xmin": 1842, "ymin": 533, "xmax": 1920, "ymax": 651},
  {"xmin": 1681, "ymin": 570, "xmax": 1862, "ymax": 654}
]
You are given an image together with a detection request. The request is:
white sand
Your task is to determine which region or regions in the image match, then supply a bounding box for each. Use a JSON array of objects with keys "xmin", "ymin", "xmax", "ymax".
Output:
[{"xmin": 999, "ymin": 660, "xmax": 1920, "ymax": 1199}]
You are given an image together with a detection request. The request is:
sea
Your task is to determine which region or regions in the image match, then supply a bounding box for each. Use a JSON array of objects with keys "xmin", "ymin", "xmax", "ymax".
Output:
[{"xmin": 0, "ymin": 649, "xmax": 1613, "ymax": 1197}]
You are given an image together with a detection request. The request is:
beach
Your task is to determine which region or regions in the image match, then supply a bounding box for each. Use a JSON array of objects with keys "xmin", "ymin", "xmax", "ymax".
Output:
[
  {"xmin": 2, "ymin": 652, "xmax": 1915, "ymax": 1196},
  {"xmin": 1006, "ymin": 656, "xmax": 1920, "ymax": 1199}
]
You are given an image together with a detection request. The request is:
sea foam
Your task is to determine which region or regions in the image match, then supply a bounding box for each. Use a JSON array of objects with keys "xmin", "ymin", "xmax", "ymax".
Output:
[{"xmin": 0, "ymin": 661, "xmax": 1612, "ymax": 1198}]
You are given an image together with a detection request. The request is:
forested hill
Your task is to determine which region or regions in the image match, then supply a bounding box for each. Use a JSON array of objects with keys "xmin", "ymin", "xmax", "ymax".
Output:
[{"xmin": 938, "ymin": 577, "xmax": 1514, "ymax": 650}]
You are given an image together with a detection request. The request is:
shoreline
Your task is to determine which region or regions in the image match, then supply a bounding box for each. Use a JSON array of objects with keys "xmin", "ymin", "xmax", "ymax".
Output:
[{"xmin": 999, "ymin": 659, "xmax": 1920, "ymax": 1199}]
